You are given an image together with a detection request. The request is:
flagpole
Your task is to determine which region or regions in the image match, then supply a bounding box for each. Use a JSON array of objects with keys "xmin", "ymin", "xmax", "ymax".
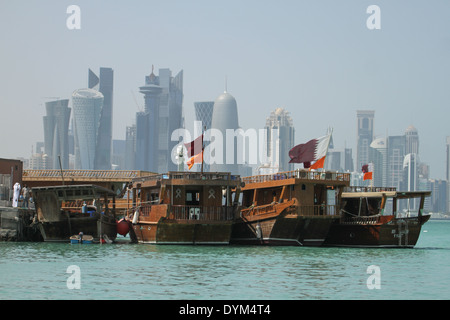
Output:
[
  {"xmin": 201, "ymin": 125, "xmax": 206, "ymax": 174},
  {"xmin": 370, "ymin": 162, "xmax": 374, "ymax": 190},
  {"xmin": 322, "ymin": 127, "xmax": 333, "ymax": 172}
]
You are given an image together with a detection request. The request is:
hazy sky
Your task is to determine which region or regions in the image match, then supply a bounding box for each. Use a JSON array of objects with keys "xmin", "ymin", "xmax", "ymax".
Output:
[{"xmin": 1, "ymin": 1, "xmax": 449, "ymax": 179}]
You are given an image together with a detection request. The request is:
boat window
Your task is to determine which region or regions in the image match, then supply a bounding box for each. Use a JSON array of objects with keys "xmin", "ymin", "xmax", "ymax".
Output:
[
  {"xmin": 242, "ymin": 190, "xmax": 253, "ymax": 207},
  {"xmin": 150, "ymin": 192, "xmax": 159, "ymax": 204},
  {"xmin": 186, "ymin": 190, "xmax": 200, "ymax": 206}
]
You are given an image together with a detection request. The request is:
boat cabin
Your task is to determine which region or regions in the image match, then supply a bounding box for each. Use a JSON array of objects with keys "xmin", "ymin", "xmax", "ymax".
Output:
[
  {"xmin": 341, "ymin": 187, "xmax": 431, "ymax": 220},
  {"xmin": 130, "ymin": 172, "xmax": 242, "ymax": 221},
  {"xmin": 241, "ymin": 170, "xmax": 351, "ymax": 216},
  {"xmin": 33, "ymin": 184, "xmax": 117, "ymax": 222}
]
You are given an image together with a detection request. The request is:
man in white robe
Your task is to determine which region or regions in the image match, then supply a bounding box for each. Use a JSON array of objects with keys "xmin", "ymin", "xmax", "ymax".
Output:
[{"xmin": 13, "ymin": 182, "xmax": 20, "ymax": 207}]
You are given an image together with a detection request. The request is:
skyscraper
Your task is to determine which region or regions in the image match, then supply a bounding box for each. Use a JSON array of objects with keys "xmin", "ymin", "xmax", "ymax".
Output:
[
  {"xmin": 71, "ymin": 88, "xmax": 104, "ymax": 170},
  {"xmin": 209, "ymin": 91, "xmax": 239, "ymax": 175},
  {"xmin": 356, "ymin": 110, "xmax": 375, "ymax": 171},
  {"xmin": 429, "ymin": 179, "xmax": 447, "ymax": 213},
  {"xmin": 136, "ymin": 67, "xmax": 184, "ymax": 172},
  {"xmin": 89, "ymin": 67, "xmax": 114, "ymax": 170},
  {"xmin": 43, "ymin": 99, "xmax": 71, "ymax": 169},
  {"xmin": 405, "ymin": 125, "xmax": 419, "ymax": 155},
  {"xmin": 264, "ymin": 108, "xmax": 295, "ymax": 173},
  {"xmin": 387, "ymin": 135, "xmax": 406, "ymax": 189},
  {"xmin": 194, "ymin": 101, "xmax": 214, "ymax": 131},
  {"xmin": 125, "ymin": 124, "xmax": 136, "ymax": 170},
  {"xmin": 446, "ymin": 136, "xmax": 450, "ymax": 212},
  {"xmin": 344, "ymin": 148, "xmax": 354, "ymax": 172},
  {"xmin": 193, "ymin": 101, "xmax": 214, "ymax": 172},
  {"xmin": 446, "ymin": 136, "xmax": 450, "ymax": 182},
  {"xmin": 402, "ymin": 153, "xmax": 420, "ymax": 210},
  {"xmin": 369, "ymin": 137, "xmax": 388, "ymax": 187}
]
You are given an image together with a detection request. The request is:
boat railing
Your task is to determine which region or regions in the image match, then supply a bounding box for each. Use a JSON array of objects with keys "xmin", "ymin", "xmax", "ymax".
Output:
[
  {"xmin": 241, "ymin": 203, "xmax": 277, "ymax": 217},
  {"xmin": 242, "ymin": 203, "xmax": 338, "ymax": 217},
  {"xmin": 135, "ymin": 172, "xmax": 241, "ymax": 183},
  {"xmin": 242, "ymin": 170, "xmax": 350, "ymax": 184},
  {"xmin": 169, "ymin": 205, "xmax": 236, "ymax": 221},
  {"xmin": 344, "ymin": 186, "xmax": 397, "ymax": 193},
  {"xmin": 297, "ymin": 204, "xmax": 338, "ymax": 216},
  {"xmin": 62, "ymin": 200, "xmax": 107, "ymax": 212}
]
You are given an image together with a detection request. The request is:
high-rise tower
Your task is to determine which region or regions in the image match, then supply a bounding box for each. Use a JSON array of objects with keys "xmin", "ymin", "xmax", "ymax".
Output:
[
  {"xmin": 387, "ymin": 135, "xmax": 406, "ymax": 189},
  {"xmin": 405, "ymin": 125, "xmax": 419, "ymax": 155},
  {"xmin": 193, "ymin": 101, "xmax": 214, "ymax": 172},
  {"xmin": 446, "ymin": 137, "xmax": 450, "ymax": 213},
  {"xmin": 210, "ymin": 91, "xmax": 239, "ymax": 175},
  {"xmin": 43, "ymin": 99, "xmax": 71, "ymax": 169},
  {"xmin": 264, "ymin": 108, "xmax": 295, "ymax": 173},
  {"xmin": 136, "ymin": 66, "xmax": 183, "ymax": 172},
  {"xmin": 71, "ymin": 88, "xmax": 104, "ymax": 170},
  {"xmin": 356, "ymin": 110, "xmax": 375, "ymax": 171},
  {"xmin": 369, "ymin": 137, "xmax": 387, "ymax": 187},
  {"xmin": 88, "ymin": 67, "xmax": 114, "ymax": 170},
  {"xmin": 194, "ymin": 101, "xmax": 214, "ymax": 131}
]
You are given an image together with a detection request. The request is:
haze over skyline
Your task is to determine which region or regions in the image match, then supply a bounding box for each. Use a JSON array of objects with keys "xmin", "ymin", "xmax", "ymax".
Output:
[{"xmin": 1, "ymin": 1, "xmax": 449, "ymax": 179}]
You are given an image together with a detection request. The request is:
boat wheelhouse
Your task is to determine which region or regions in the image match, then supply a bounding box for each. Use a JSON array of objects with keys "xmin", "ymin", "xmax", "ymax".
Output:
[
  {"xmin": 323, "ymin": 187, "xmax": 431, "ymax": 248},
  {"xmin": 127, "ymin": 172, "xmax": 242, "ymax": 245},
  {"xmin": 230, "ymin": 170, "xmax": 351, "ymax": 246}
]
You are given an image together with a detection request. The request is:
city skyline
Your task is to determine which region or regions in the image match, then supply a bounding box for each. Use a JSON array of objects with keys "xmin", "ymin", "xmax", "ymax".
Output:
[{"xmin": 1, "ymin": 1, "xmax": 449, "ymax": 180}]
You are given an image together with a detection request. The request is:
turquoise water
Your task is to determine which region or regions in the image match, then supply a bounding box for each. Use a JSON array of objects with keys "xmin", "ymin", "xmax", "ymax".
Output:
[{"xmin": 1, "ymin": 220, "xmax": 449, "ymax": 300}]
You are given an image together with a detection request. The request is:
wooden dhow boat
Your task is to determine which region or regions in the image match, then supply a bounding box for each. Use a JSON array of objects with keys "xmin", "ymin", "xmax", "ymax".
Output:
[
  {"xmin": 323, "ymin": 187, "xmax": 431, "ymax": 248},
  {"xmin": 126, "ymin": 172, "xmax": 242, "ymax": 245},
  {"xmin": 32, "ymin": 184, "xmax": 118, "ymax": 243},
  {"xmin": 230, "ymin": 170, "xmax": 351, "ymax": 246}
]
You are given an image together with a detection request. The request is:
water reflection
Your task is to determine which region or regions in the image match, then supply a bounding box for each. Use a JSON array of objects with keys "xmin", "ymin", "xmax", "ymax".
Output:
[{"xmin": 1, "ymin": 220, "xmax": 449, "ymax": 299}]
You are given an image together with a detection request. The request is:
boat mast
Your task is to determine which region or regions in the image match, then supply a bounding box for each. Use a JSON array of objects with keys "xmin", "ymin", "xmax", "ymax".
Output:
[
  {"xmin": 177, "ymin": 145, "xmax": 184, "ymax": 172},
  {"xmin": 201, "ymin": 125, "xmax": 206, "ymax": 174},
  {"xmin": 370, "ymin": 162, "xmax": 374, "ymax": 190},
  {"xmin": 58, "ymin": 155, "xmax": 65, "ymax": 186},
  {"xmin": 322, "ymin": 127, "xmax": 333, "ymax": 172}
]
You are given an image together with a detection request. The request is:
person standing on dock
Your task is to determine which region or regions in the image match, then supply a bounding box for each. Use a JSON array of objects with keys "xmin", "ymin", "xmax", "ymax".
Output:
[
  {"xmin": 12, "ymin": 182, "xmax": 20, "ymax": 207},
  {"xmin": 22, "ymin": 184, "xmax": 30, "ymax": 208}
]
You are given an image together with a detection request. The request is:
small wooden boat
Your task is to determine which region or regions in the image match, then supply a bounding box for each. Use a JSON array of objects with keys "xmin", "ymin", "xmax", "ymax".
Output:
[{"xmin": 70, "ymin": 232, "xmax": 94, "ymax": 244}]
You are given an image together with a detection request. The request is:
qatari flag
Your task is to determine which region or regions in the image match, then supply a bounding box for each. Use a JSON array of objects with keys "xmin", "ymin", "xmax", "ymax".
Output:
[
  {"xmin": 184, "ymin": 135, "xmax": 203, "ymax": 158},
  {"xmin": 289, "ymin": 139, "xmax": 317, "ymax": 165},
  {"xmin": 289, "ymin": 134, "xmax": 331, "ymax": 169}
]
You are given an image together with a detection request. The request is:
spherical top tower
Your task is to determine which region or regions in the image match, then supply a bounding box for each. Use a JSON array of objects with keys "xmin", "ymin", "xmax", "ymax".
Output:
[
  {"xmin": 211, "ymin": 92, "xmax": 239, "ymax": 131},
  {"xmin": 209, "ymin": 91, "xmax": 240, "ymax": 175}
]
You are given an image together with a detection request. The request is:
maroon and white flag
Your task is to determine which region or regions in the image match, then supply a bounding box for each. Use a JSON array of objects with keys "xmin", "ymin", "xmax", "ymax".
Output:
[
  {"xmin": 184, "ymin": 134, "xmax": 203, "ymax": 158},
  {"xmin": 289, "ymin": 133, "xmax": 332, "ymax": 169}
]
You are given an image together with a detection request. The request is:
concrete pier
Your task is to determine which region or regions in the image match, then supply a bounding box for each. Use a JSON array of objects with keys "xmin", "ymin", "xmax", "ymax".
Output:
[{"xmin": 0, "ymin": 207, "xmax": 42, "ymax": 241}]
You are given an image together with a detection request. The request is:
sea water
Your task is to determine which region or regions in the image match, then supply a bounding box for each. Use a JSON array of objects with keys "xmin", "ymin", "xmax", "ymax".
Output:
[{"xmin": 0, "ymin": 220, "xmax": 449, "ymax": 300}]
